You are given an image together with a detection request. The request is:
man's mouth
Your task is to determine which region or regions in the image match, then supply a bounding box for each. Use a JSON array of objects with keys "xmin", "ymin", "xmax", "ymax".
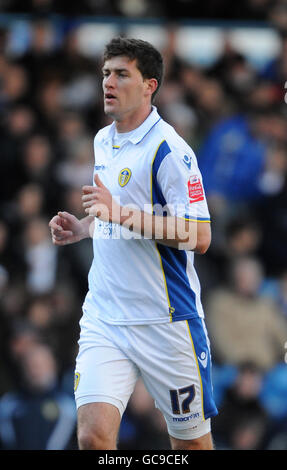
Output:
[{"xmin": 105, "ymin": 93, "xmax": 117, "ymax": 102}]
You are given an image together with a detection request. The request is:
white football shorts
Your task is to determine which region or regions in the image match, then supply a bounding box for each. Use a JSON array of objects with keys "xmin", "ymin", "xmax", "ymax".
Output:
[{"xmin": 74, "ymin": 302, "xmax": 218, "ymax": 439}]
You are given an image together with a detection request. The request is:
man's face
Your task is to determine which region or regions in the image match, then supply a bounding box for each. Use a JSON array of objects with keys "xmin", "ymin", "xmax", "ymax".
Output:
[{"xmin": 102, "ymin": 56, "xmax": 151, "ymax": 121}]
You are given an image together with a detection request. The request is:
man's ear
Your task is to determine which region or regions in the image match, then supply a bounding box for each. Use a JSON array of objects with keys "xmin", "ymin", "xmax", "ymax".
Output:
[{"xmin": 144, "ymin": 78, "xmax": 158, "ymax": 98}]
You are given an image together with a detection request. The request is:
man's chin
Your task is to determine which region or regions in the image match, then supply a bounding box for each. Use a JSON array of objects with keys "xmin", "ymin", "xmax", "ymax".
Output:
[{"xmin": 104, "ymin": 107, "xmax": 119, "ymax": 120}]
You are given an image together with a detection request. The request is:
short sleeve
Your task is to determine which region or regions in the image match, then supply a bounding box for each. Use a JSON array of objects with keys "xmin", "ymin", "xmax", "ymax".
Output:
[{"xmin": 156, "ymin": 149, "xmax": 210, "ymax": 222}]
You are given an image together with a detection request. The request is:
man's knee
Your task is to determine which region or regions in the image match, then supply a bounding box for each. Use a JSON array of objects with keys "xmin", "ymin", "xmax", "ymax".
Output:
[
  {"xmin": 77, "ymin": 427, "xmax": 113, "ymax": 450},
  {"xmin": 77, "ymin": 428, "xmax": 97, "ymax": 450},
  {"xmin": 189, "ymin": 432, "xmax": 214, "ymax": 450}
]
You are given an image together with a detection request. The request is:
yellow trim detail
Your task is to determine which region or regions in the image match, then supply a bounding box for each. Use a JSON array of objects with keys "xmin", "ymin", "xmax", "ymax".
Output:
[
  {"xmin": 156, "ymin": 242, "xmax": 172, "ymax": 319},
  {"xmin": 186, "ymin": 321, "xmax": 205, "ymax": 420},
  {"xmin": 180, "ymin": 217, "xmax": 211, "ymax": 223},
  {"xmin": 151, "ymin": 140, "xmax": 173, "ymax": 322}
]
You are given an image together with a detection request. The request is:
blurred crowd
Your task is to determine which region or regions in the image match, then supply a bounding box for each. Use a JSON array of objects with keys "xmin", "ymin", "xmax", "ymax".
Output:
[
  {"xmin": 2, "ymin": 0, "xmax": 287, "ymax": 22},
  {"xmin": 1, "ymin": 1, "xmax": 287, "ymax": 451}
]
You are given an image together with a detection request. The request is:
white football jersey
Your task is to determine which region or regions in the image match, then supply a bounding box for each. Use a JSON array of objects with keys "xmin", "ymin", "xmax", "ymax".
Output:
[{"xmin": 84, "ymin": 106, "xmax": 210, "ymax": 325}]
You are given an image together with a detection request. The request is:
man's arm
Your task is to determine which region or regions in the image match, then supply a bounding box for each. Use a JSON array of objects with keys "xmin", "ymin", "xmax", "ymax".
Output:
[
  {"xmin": 49, "ymin": 212, "xmax": 95, "ymax": 246},
  {"xmin": 82, "ymin": 175, "xmax": 211, "ymax": 253},
  {"xmin": 117, "ymin": 207, "xmax": 211, "ymax": 253},
  {"xmin": 193, "ymin": 221, "xmax": 212, "ymax": 254}
]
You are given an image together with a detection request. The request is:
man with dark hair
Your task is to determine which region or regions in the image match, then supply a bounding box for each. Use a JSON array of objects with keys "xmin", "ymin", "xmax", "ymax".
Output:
[
  {"xmin": 103, "ymin": 37, "xmax": 164, "ymax": 102},
  {"xmin": 49, "ymin": 37, "xmax": 217, "ymax": 450}
]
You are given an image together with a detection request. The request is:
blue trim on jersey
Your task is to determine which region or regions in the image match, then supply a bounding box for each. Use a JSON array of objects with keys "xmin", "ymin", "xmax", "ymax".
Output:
[
  {"xmin": 135, "ymin": 117, "xmax": 162, "ymax": 145},
  {"xmin": 152, "ymin": 139, "xmax": 171, "ymax": 184},
  {"xmin": 187, "ymin": 318, "xmax": 218, "ymax": 420},
  {"xmin": 152, "ymin": 140, "xmax": 199, "ymax": 322},
  {"xmin": 184, "ymin": 215, "xmax": 211, "ymax": 222},
  {"xmin": 157, "ymin": 245, "xmax": 198, "ymax": 321}
]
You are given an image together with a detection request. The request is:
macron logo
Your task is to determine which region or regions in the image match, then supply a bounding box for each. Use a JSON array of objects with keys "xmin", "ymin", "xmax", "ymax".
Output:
[
  {"xmin": 94, "ymin": 165, "xmax": 106, "ymax": 171},
  {"xmin": 197, "ymin": 351, "xmax": 208, "ymax": 368},
  {"xmin": 183, "ymin": 154, "xmax": 191, "ymax": 170}
]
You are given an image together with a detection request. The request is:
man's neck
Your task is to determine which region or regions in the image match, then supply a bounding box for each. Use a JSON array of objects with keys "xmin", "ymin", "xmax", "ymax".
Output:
[{"xmin": 115, "ymin": 105, "xmax": 152, "ymax": 133}]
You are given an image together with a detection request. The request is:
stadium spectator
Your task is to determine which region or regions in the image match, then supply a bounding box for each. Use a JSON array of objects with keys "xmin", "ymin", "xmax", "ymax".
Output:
[
  {"xmin": 197, "ymin": 113, "xmax": 267, "ymax": 206},
  {"xmin": 255, "ymin": 145, "xmax": 287, "ymax": 276},
  {"xmin": 206, "ymin": 256, "xmax": 287, "ymax": 370},
  {"xmin": 23, "ymin": 216, "xmax": 58, "ymax": 294},
  {"xmin": 212, "ymin": 362, "xmax": 269, "ymax": 450},
  {"xmin": 0, "ymin": 342, "xmax": 76, "ymax": 449}
]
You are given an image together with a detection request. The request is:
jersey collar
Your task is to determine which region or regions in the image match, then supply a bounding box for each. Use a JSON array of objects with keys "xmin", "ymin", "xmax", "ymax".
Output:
[{"xmin": 104, "ymin": 106, "xmax": 161, "ymax": 145}]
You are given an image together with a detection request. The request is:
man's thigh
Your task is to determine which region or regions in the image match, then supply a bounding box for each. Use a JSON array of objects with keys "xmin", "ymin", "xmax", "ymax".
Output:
[
  {"xmin": 74, "ymin": 316, "xmax": 139, "ymax": 417},
  {"xmin": 170, "ymin": 429, "xmax": 214, "ymax": 450},
  {"xmin": 125, "ymin": 318, "xmax": 218, "ymax": 440},
  {"xmin": 77, "ymin": 402, "xmax": 121, "ymax": 449}
]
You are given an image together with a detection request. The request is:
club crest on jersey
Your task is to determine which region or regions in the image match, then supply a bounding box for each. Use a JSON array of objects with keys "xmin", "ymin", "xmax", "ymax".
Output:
[
  {"xmin": 118, "ymin": 168, "xmax": 132, "ymax": 187},
  {"xmin": 74, "ymin": 372, "xmax": 80, "ymax": 392}
]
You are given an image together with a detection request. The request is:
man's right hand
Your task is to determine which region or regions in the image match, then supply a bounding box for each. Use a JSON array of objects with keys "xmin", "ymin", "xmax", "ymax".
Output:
[{"xmin": 49, "ymin": 211, "xmax": 88, "ymax": 246}]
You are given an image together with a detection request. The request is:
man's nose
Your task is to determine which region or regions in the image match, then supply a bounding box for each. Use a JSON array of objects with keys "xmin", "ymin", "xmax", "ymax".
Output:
[{"xmin": 104, "ymin": 73, "xmax": 116, "ymax": 88}]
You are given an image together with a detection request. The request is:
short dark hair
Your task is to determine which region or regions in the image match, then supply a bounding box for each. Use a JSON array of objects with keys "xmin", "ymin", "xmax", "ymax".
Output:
[{"xmin": 103, "ymin": 36, "xmax": 164, "ymax": 101}]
